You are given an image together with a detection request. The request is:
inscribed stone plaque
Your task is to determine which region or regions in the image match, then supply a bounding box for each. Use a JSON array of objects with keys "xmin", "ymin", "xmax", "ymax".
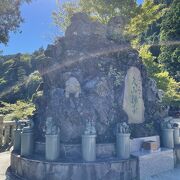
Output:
[{"xmin": 123, "ymin": 67, "xmax": 145, "ymax": 123}]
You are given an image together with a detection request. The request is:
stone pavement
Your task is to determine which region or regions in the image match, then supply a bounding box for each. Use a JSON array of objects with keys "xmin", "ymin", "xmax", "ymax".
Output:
[
  {"xmin": 0, "ymin": 151, "xmax": 180, "ymax": 180},
  {"xmin": 147, "ymin": 165, "xmax": 180, "ymax": 180},
  {"xmin": 0, "ymin": 151, "xmax": 10, "ymax": 180}
]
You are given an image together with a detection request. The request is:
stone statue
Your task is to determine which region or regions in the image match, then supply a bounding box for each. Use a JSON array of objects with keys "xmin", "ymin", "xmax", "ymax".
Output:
[
  {"xmin": 46, "ymin": 117, "xmax": 59, "ymax": 135},
  {"xmin": 116, "ymin": 122, "xmax": 130, "ymax": 134},
  {"xmin": 22, "ymin": 119, "xmax": 34, "ymax": 133},
  {"xmin": 84, "ymin": 120, "xmax": 96, "ymax": 135},
  {"xmin": 65, "ymin": 77, "xmax": 81, "ymax": 98},
  {"xmin": 161, "ymin": 116, "xmax": 173, "ymax": 129}
]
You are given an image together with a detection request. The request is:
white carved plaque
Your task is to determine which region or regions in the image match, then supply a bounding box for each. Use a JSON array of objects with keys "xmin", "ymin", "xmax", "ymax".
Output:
[{"xmin": 123, "ymin": 67, "xmax": 145, "ymax": 124}]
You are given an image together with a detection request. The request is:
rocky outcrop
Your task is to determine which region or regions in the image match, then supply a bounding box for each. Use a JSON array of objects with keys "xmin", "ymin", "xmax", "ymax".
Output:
[{"xmin": 35, "ymin": 13, "xmax": 165, "ymax": 143}]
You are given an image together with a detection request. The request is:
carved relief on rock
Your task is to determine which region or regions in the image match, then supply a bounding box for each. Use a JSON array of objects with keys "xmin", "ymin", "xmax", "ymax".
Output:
[
  {"xmin": 123, "ymin": 66, "xmax": 145, "ymax": 124},
  {"xmin": 65, "ymin": 77, "xmax": 81, "ymax": 98}
]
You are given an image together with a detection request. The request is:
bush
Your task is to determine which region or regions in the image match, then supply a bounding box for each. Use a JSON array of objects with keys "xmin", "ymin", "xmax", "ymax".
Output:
[
  {"xmin": 139, "ymin": 44, "xmax": 180, "ymax": 106},
  {"xmin": 0, "ymin": 101, "xmax": 35, "ymax": 121}
]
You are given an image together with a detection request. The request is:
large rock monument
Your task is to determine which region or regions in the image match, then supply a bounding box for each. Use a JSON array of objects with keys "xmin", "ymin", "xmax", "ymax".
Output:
[
  {"xmin": 35, "ymin": 13, "xmax": 164, "ymax": 143},
  {"xmin": 8, "ymin": 13, "xmax": 169, "ymax": 180}
]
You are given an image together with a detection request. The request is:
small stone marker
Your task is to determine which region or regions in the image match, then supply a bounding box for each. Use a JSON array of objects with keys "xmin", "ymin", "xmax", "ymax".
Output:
[
  {"xmin": 142, "ymin": 141, "xmax": 158, "ymax": 151},
  {"xmin": 123, "ymin": 66, "xmax": 145, "ymax": 124}
]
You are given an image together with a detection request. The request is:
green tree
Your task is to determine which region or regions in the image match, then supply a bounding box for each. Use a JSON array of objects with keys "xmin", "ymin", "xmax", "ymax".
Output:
[
  {"xmin": 17, "ymin": 67, "xmax": 27, "ymax": 82},
  {"xmin": 139, "ymin": 44, "xmax": 180, "ymax": 106},
  {"xmin": 126, "ymin": 0, "xmax": 166, "ymax": 47},
  {"xmin": 126, "ymin": 0, "xmax": 179, "ymax": 106},
  {"xmin": 0, "ymin": 0, "xmax": 31, "ymax": 44},
  {"xmin": 0, "ymin": 101, "xmax": 35, "ymax": 121},
  {"xmin": 53, "ymin": 0, "xmax": 138, "ymax": 30},
  {"xmin": 159, "ymin": 0, "xmax": 180, "ymax": 81}
]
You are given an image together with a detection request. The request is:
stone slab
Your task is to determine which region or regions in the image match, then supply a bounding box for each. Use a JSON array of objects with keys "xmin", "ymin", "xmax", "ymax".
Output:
[
  {"xmin": 132, "ymin": 148, "xmax": 174, "ymax": 180},
  {"xmin": 123, "ymin": 66, "xmax": 145, "ymax": 124},
  {"xmin": 10, "ymin": 152, "xmax": 138, "ymax": 180}
]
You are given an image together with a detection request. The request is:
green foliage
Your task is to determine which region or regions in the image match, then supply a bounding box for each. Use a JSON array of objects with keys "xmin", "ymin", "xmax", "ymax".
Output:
[
  {"xmin": 17, "ymin": 66, "xmax": 27, "ymax": 82},
  {"xmin": 0, "ymin": 50, "xmax": 43, "ymax": 103},
  {"xmin": 0, "ymin": 0, "xmax": 31, "ymax": 44},
  {"xmin": 2, "ymin": 59, "xmax": 15, "ymax": 67},
  {"xmin": 20, "ymin": 54, "xmax": 31, "ymax": 63},
  {"xmin": 0, "ymin": 77, "xmax": 6, "ymax": 86},
  {"xmin": 26, "ymin": 71, "xmax": 42, "ymax": 99},
  {"xmin": 0, "ymin": 101, "xmax": 35, "ymax": 121},
  {"xmin": 159, "ymin": 0, "xmax": 180, "ymax": 81},
  {"xmin": 53, "ymin": 0, "xmax": 138, "ymax": 30},
  {"xmin": 127, "ymin": 0, "xmax": 179, "ymax": 106},
  {"xmin": 32, "ymin": 91, "xmax": 43, "ymax": 102},
  {"xmin": 126, "ymin": 0, "xmax": 166, "ymax": 47},
  {"xmin": 108, "ymin": 65, "xmax": 124, "ymax": 86},
  {"xmin": 159, "ymin": 46, "xmax": 180, "ymax": 80},
  {"xmin": 26, "ymin": 71, "xmax": 42, "ymax": 83},
  {"xmin": 160, "ymin": 0, "xmax": 180, "ymax": 41},
  {"xmin": 79, "ymin": 0, "xmax": 138, "ymax": 23},
  {"xmin": 154, "ymin": 72, "xmax": 180, "ymax": 105},
  {"xmin": 139, "ymin": 45, "xmax": 161, "ymax": 75},
  {"xmin": 139, "ymin": 45, "xmax": 180, "ymax": 105},
  {"xmin": 52, "ymin": 2, "xmax": 80, "ymax": 31}
]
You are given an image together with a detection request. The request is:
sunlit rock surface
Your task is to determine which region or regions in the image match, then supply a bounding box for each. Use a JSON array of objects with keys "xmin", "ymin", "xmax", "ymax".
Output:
[{"xmin": 35, "ymin": 13, "xmax": 165, "ymax": 143}]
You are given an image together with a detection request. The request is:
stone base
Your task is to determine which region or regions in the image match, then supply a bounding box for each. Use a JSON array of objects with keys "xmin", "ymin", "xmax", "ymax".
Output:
[
  {"xmin": 10, "ymin": 152, "xmax": 138, "ymax": 180},
  {"xmin": 131, "ymin": 148, "xmax": 174, "ymax": 180},
  {"xmin": 6, "ymin": 167, "xmax": 24, "ymax": 180},
  {"xmin": 174, "ymin": 145, "xmax": 180, "ymax": 165},
  {"xmin": 35, "ymin": 142, "xmax": 116, "ymax": 159},
  {"xmin": 35, "ymin": 136, "xmax": 160, "ymax": 159}
]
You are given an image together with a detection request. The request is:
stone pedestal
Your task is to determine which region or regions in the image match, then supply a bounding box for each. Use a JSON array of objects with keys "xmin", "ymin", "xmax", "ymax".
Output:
[
  {"xmin": 174, "ymin": 145, "xmax": 180, "ymax": 164},
  {"xmin": 45, "ymin": 134, "xmax": 60, "ymax": 161},
  {"xmin": 162, "ymin": 128, "xmax": 174, "ymax": 148},
  {"xmin": 9, "ymin": 152, "xmax": 138, "ymax": 180},
  {"xmin": 116, "ymin": 133, "xmax": 130, "ymax": 159},
  {"xmin": 13, "ymin": 129, "xmax": 21, "ymax": 152},
  {"xmin": 132, "ymin": 148, "xmax": 174, "ymax": 180},
  {"xmin": 82, "ymin": 134, "xmax": 96, "ymax": 162},
  {"xmin": 174, "ymin": 128, "xmax": 180, "ymax": 145},
  {"xmin": 21, "ymin": 131, "xmax": 34, "ymax": 157}
]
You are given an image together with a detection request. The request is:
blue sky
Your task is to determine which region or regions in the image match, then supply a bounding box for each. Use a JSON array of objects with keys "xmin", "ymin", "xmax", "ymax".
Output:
[{"xmin": 0, "ymin": 0, "xmax": 143, "ymax": 55}]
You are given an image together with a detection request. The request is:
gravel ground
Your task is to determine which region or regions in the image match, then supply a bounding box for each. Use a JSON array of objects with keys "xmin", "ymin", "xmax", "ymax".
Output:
[{"xmin": 1, "ymin": 151, "xmax": 180, "ymax": 180}]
